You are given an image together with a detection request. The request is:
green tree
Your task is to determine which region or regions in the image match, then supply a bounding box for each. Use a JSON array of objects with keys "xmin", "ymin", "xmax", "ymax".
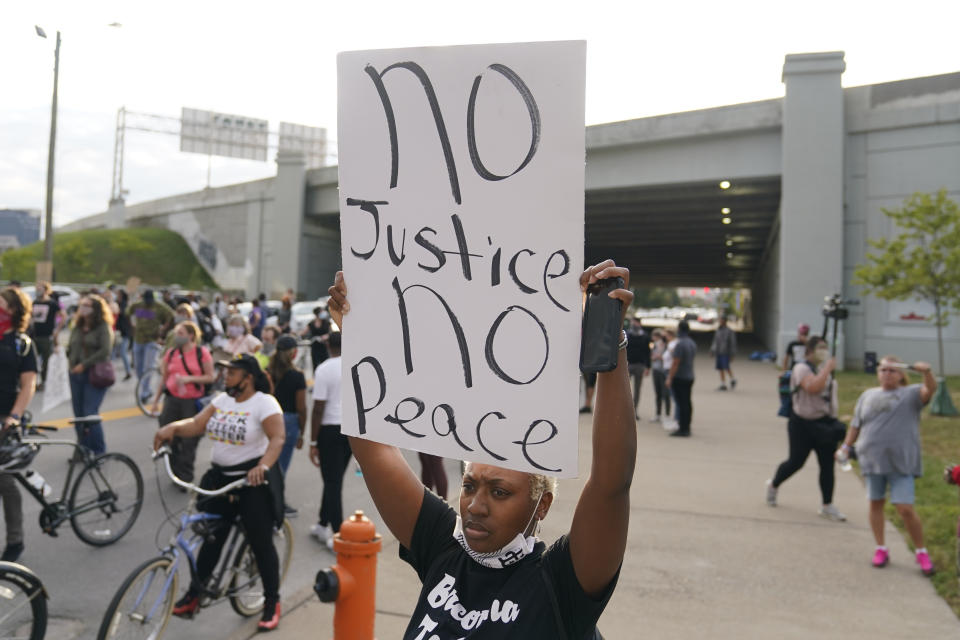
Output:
[
  {"xmin": 853, "ymin": 189, "xmax": 960, "ymax": 415},
  {"xmin": 631, "ymin": 287, "xmax": 680, "ymax": 309}
]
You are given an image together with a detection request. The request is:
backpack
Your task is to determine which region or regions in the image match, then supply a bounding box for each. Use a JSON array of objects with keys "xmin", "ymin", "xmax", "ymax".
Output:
[{"xmin": 195, "ymin": 309, "xmax": 217, "ymax": 345}]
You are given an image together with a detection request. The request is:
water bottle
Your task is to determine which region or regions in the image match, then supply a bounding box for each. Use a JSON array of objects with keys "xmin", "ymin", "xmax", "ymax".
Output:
[
  {"xmin": 835, "ymin": 446, "xmax": 852, "ymax": 472},
  {"xmin": 25, "ymin": 470, "xmax": 52, "ymax": 498}
]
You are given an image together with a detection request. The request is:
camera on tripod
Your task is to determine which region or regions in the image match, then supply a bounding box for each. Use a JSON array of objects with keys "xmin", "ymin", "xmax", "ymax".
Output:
[{"xmin": 822, "ymin": 293, "xmax": 858, "ymax": 320}]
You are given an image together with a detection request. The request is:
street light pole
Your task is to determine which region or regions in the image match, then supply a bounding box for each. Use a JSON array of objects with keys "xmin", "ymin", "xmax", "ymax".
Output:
[
  {"xmin": 44, "ymin": 30, "xmax": 61, "ymax": 265},
  {"xmin": 37, "ymin": 27, "xmax": 61, "ymax": 269}
]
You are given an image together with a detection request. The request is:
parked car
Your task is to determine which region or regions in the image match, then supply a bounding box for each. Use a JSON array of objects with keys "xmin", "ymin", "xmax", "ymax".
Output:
[{"xmin": 290, "ymin": 298, "xmax": 330, "ymax": 335}]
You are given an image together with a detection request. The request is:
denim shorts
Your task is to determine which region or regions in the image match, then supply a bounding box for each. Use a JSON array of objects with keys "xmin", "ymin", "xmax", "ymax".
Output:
[
  {"xmin": 864, "ymin": 473, "xmax": 915, "ymax": 504},
  {"xmin": 715, "ymin": 354, "xmax": 730, "ymax": 370}
]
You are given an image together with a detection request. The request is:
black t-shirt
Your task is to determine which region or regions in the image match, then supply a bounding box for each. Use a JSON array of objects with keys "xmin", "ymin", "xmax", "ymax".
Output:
[
  {"xmin": 31, "ymin": 299, "xmax": 60, "ymax": 338},
  {"xmin": 0, "ymin": 332, "xmax": 38, "ymax": 416},
  {"xmin": 272, "ymin": 369, "xmax": 306, "ymax": 414},
  {"xmin": 399, "ymin": 490, "xmax": 618, "ymax": 639},
  {"xmin": 626, "ymin": 330, "xmax": 650, "ymax": 366},
  {"xmin": 784, "ymin": 340, "xmax": 807, "ymax": 370}
]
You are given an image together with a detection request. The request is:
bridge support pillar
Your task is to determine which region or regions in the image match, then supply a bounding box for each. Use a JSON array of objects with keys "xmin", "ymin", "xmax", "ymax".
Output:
[
  {"xmin": 778, "ymin": 52, "xmax": 846, "ymax": 365},
  {"xmin": 269, "ymin": 150, "xmax": 307, "ymax": 298}
]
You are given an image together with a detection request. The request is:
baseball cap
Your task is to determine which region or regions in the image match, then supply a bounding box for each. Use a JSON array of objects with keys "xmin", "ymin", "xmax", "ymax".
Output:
[
  {"xmin": 216, "ymin": 353, "xmax": 263, "ymax": 375},
  {"xmin": 277, "ymin": 334, "xmax": 298, "ymax": 351}
]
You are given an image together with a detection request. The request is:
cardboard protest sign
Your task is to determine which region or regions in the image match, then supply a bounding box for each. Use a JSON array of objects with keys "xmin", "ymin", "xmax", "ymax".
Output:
[{"xmin": 337, "ymin": 41, "xmax": 585, "ymax": 477}]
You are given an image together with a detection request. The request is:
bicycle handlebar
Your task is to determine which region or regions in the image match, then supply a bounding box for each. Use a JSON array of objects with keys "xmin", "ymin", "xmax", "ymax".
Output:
[{"xmin": 153, "ymin": 446, "xmax": 250, "ymax": 496}]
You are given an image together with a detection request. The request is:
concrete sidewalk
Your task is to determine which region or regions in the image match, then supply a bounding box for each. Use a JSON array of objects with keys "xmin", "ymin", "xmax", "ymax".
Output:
[{"xmin": 232, "ymin": 349, "xmax": 960, "ymax": 639}]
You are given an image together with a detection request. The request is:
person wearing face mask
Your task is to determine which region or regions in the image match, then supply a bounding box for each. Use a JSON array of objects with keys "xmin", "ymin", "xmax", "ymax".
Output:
[
  {"xmin": 257, "ymin": 326, "xmax": 280, "ymax": 370},
  {"xmin": 65, "ymin": 294, "xmax": 115, "ymax": 455},
  {"xmin": 0, "ymin": 287, "xmax": 38, "ymax": 562},
  {"xmin": 224, "ymin": 314, "xmax": 262, "ymax": 357},
  {"xmin": 839, "ymin": 356, "xmax": 937, "ymax": 573},
  {"xmin": 153, "ymin": 354, "xmax": 285, "ymax": 631},
  {"xmin": 164, "ymin": 304, "xmax": 196, "ymax": 350},
  {"xmin": 325, "ymin": 260, "xmax": 635, "ymax": 639},
  {"xmin": 766, "ymin": 335, "xmax": 847, "ymax": 521},
  {"xmin": 152, "ymin": 321, "xmax": 216, "ymax": 484}
]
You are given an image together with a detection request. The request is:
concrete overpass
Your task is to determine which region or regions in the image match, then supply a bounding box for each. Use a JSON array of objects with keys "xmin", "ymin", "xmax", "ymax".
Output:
[{"xmin": 64, "ymin": 52, "xmax": 960, "ymax": 372}]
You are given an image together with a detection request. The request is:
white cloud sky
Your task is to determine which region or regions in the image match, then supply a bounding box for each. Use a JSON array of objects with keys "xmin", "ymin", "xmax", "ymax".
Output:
[{"xmin": 2, "ymin": 0, "xmax": 959, "ymax": 225}]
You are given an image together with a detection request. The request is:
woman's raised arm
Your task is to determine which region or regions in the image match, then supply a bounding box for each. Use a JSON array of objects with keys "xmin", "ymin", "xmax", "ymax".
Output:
[{"xmin": 328, "ymin": 272, "xmax": 425, "ymax": 549}]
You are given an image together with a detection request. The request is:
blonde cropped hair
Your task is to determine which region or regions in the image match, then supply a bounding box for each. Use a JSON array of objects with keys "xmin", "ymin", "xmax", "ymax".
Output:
[{"xmin": 880, "ymin": 355, "xmax": 909, "ymax": 386}]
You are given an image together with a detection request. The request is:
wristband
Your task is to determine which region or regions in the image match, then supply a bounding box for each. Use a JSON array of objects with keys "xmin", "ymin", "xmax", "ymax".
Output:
[
  {"xmin": 840, "ymin": 444, "xmax": 850, "ymax": 451},
  {"xmin": 310, "ymin": 441, "xmax": 318, "ymax": 447},
  {"xmin": 618, "ymin": 331, "xmax": 628, "ymax": 350},
  {"xmin": 260, "ymin": 464, "xmax": 270, "ymax": 472}
]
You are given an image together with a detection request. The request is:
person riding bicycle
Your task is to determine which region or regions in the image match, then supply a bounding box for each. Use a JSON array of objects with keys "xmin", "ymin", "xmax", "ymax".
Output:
[
  {"xmin": 325, "ymin": 260, "xmax": 635, "ymax": 639},
  {"xmin": 153, "ymin": 353, "xmax": 285, "ymax": 631},
  {"xmin": 0, "ymin": 286, "xmax": 38, "ymax": 562},
  {"xmin": 151, "ymin": 321, "xmax": 216, "ymax": 484}
]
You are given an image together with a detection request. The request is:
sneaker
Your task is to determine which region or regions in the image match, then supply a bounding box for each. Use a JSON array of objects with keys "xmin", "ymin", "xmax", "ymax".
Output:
[
  {"xmin": 0, "ymin": 542, "xmax": 23, "ymax": 562},
  {"xmin": 730, "ymin": 379, "xmax": 737, "ymax": 389},
  {"xmin": 818, "ymin": 504, "xmax": 847, "ymax": 522},
  {"xmin": 578, "ymin": 406, "xmax": 592, "ymax": 414},
  {"xmin": 326, "ymin": 536, "xmax": 335, "ymax": 551},
  {"xmin": 765, "ymin": 480, "xmax": 777, "ymax": 507},
  {"xmin": 916, "ymin": 550, "xmax": 935, "ymax": 576},
  {"xmin": 310, "ymin": 523, "xmax": 333, "ymax": 543},
  {"xmin": 258, "ymin": 601, "xmax": 281, "ymax": 631},
  {"xmin": 716, "ymin": 385, "xmax": 728, "ymax": 391},
  {"xmin": 668, "ymin": 430, "xmax": 690, "ymax": 437},
  {"xmin": 172, "ymin": 592, "xmax": 200, "ymax": 618},
  {"xmin": 872, "ymin": 547, "xmax": 889, "ymax": 568},
  {"xmin": 283, "ymin": 504, "xmax": 298, "ymax": 518},
  {"xmin": 651, "ymin": 415, "xmax": 662, "ymax": 423},
  {"xmin": 663, "ymin": 418, "xmax": 679, "ymax": 432}
]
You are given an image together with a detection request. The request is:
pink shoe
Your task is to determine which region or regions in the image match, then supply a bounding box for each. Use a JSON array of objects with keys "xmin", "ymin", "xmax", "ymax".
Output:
[
  {"xmin": 916, "ymin": 550, "xmax": 935, "ymax": 576},
  {"xmin": 872, "ymin": 548, "xmax": 889, "ymax": 568}
]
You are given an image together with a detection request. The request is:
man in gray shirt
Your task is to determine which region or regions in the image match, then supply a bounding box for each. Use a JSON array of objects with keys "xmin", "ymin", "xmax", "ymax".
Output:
[
  {"xmin": 709, "ymin": 316, "xmax": 737, "ymax": 391},
  {"xmin": 666, "ymin": 320, "xmax": 696, "ymax": 437},
  {"xmin": 839, "ymin": 356, "xmax": 937, "ymax": 574}
]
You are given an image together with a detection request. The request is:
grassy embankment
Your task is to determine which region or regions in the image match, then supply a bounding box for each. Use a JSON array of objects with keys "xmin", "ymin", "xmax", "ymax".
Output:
[
  {"xmin": 0, "ymin": 227, "xmax": 217, "ymax": 290},
  {"xmin": 835, "ymin": 370, "xmax": 960, "ymax": 617}
]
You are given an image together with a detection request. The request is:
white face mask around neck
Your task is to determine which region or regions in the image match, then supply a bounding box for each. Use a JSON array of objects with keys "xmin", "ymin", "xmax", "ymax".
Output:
[{"xmin": 453, "ymin": 493, "xmax": 543, "ymax": 569}]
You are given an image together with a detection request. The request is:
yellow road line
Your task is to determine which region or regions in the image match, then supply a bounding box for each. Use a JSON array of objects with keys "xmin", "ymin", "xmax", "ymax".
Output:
[{"xmin": 44, "ymin": 406, "xmax": 146, "ymax": 429}]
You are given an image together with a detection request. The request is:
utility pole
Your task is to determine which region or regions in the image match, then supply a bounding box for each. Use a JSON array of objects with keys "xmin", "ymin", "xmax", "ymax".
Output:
[{"xmin": 36, "ymin": 26, "xmax": 61, "ymax": 274}]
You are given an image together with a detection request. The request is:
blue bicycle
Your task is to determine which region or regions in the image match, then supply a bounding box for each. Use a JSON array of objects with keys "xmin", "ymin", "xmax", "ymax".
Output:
[{"xmin": 96, "ymin": 447, "xmax": 293, "ymax": 640}]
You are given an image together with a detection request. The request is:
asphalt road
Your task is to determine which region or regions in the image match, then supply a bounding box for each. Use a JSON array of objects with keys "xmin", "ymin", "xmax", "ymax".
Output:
[{"xmin": 18, "ymin": 373, "xmax": 455, "ymax": 639}]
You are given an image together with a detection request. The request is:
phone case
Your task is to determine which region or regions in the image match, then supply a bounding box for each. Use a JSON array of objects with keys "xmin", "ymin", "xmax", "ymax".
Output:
[{"xmin": 579, "ymin": 277, "xmax": 624, "ymax": 373}]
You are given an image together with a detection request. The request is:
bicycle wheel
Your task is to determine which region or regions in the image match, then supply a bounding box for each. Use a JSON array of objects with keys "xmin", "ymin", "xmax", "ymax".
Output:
[
  {"xmin": 135, "ymin": 367, "xmax": 163, "ymax": 418},
  {"xmin": 0, "ymin": 563, "xmax": 47, "ymax": 640},
  {"xmin": 228, "ymin": 519, "xmax": 294, "ymax": 617},
  {"xmin": 97, "ymin": 556, "xmax": 176, "ymax": 640},
  {"xmin": 69, "ymin": 453, "xmax": 144, "ymax": 546}
]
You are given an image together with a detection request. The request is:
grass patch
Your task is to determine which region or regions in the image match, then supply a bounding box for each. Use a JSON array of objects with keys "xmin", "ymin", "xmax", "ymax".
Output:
[
  {"xmin": 836, "ymin": 370, "xmax": 960, "ymax": 616},
  {"xmin": 0, "ymin": 228, "xmax": 217, "ymax": 290}
]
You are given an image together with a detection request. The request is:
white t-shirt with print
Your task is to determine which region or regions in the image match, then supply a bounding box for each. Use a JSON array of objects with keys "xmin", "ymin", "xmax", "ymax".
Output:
[
  {"xmin": 206, "ymin": 391, "xmax": 282, "ymax": 467},
  {"xmin": 313, "ymin": 356, "xmax": 342, "ymax": 425}
]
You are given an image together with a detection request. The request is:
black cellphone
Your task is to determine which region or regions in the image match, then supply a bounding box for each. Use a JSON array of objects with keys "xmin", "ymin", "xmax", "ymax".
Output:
[{"xmin": 579, "ymin": 277, "xmax": 624, "ymax": 373}]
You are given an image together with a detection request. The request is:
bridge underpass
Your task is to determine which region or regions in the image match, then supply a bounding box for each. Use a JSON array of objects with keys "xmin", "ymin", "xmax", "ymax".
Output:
[{"xmin": 584, "ymin": 176, "xmax": 781, "ymax": 289}]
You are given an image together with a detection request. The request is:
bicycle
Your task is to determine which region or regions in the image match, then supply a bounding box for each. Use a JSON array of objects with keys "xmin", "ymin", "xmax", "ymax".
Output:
[
  {"xmin": 97, "ymin": 447, "xmax": 293, "ymax": 640},
  {"xmin": 0, "ymin": 561, "xmax": 48, "ymax": 640},
  {"xmin": 13, "ymin": 413, "xmax": 144, "ymax": 546}
]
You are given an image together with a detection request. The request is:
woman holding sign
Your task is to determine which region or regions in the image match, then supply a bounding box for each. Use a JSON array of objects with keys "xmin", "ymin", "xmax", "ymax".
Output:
[{"xmin": 327, "ymin": 259, "xmax": 634, "ymax": 639}]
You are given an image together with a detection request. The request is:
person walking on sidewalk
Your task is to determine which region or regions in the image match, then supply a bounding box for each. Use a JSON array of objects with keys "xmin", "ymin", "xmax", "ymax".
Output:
[
  {"xmin": 309, "ymin": 331, "xmax": 351, "ymax": 549},
  {"xmin": 626, "ymin": 317, "xmax": 651, "ymax": 419},
  {"xmin": 650, "ymin": 329, "xmax": 671, "ymax": 423},
  {"xmin": 766, "ymin": 336, "xmax": 847, "ymax": 521},
  {"xmin": 0, "ymin": 286, "xmax": 38, "ymax": 562},
  {"xmin": 324, "ymin": 260, "xmax": 634, "ymax": 639},
  {"xmin": 709, "ymin": 315, "xmax": 737, "ymax": 391},
  {"xmin": 66, "ymin": 294, "xmax": 114, "ymax": 455},
  {"xmin": 666, "ymin": 320, "xmax": 696, "ymax": 437},
  {"xmin": 838, "ymin": 356, "xmax": 937, "ymax": 574}
]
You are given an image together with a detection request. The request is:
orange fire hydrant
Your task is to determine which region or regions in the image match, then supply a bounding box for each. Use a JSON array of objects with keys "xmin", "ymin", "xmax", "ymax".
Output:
[{"xmin": 314, "ymin": 510, "xmax": 383, "ymax": 640}]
